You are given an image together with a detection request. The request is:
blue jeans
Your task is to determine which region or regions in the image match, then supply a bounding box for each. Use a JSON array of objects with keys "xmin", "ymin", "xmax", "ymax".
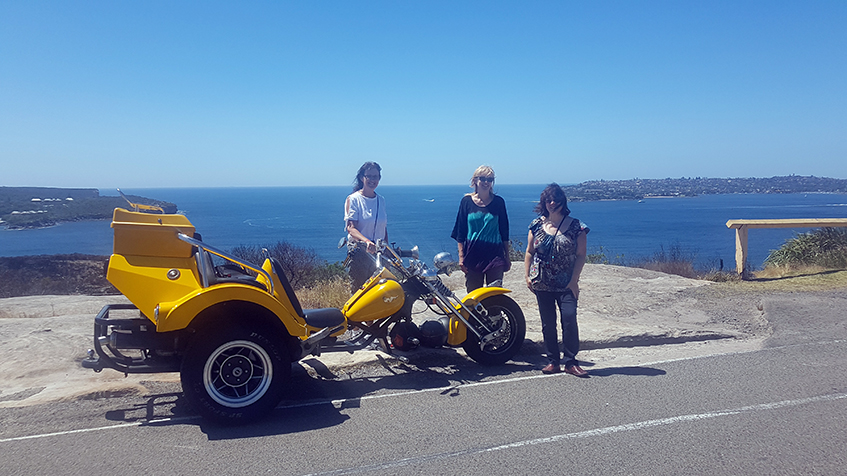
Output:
[{"xmin": 535, "ymin": 290, "xmax": 579, "ymax": 366}]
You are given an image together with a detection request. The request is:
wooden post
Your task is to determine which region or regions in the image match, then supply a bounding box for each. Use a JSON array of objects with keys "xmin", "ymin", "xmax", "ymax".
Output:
[{"xmin": 734, "ymin": 225, "xmax": 748, "ymax": 277}]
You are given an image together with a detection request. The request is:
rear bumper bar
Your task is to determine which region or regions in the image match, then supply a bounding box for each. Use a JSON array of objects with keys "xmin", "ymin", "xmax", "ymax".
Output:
[{"xmin": 81, "ymin": 303, "xmax": 182, "ymax": 374}]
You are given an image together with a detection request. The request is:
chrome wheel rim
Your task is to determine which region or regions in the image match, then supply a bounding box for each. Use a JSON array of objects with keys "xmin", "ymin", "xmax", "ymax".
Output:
[
  {"xmin": 483, "ymin": 307, "xmax": 513, "ymax": 352},
  {"xmin": 203, "ymin": 340, "xmax": 273, "ymax": 408}
]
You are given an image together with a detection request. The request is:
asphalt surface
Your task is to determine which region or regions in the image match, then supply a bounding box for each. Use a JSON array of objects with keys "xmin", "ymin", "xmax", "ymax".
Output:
[
  {"xmin": 0, "ymin": 290, "xmax": 845, "ymax": 475},
  {"xmin": 1, "ymin": 270, "xmax": 846, "ymax": 474}
]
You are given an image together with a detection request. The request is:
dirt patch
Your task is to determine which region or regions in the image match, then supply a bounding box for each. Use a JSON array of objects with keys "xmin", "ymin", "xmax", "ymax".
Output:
[{"xmin": 0, "ymin": 294, "xmax": 177, "ymax": 408}]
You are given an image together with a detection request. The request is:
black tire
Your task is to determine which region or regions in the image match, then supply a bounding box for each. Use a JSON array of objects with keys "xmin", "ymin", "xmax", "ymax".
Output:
[
  {"xmin": 462, "ymin": 294, "xmax": 526, "ymax": 366},
  {"xmin": 180, "ymin": 325, "xmax": 290, "ymax": 424}
]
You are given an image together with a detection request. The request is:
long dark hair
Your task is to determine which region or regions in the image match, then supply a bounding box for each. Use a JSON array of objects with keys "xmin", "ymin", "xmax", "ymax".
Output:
[
  {"xmin": 533, "ymin": 183, "xmax": 570, "ymax": 218},
  {"xmin": 352, "ymin": 161, "xmax": 382, "ymax": 192}
]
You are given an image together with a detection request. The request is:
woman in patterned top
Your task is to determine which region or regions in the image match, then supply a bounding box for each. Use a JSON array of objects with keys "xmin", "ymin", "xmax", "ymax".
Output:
[
  {"xmin": 451, "ymin": 165, "xmax": 511, "ymax": 293},
  {"xmin": 524, "ymin": 183, "xmax": 590, "ymax": 376}
]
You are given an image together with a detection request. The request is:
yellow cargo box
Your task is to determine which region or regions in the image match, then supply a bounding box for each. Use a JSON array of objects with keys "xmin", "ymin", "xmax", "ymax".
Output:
[{"xmin": 111, "ymin": 208, "xmax": 196, "ymax": 258}]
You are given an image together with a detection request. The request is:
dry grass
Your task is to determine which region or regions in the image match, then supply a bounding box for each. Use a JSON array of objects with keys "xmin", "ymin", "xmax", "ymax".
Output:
[
  {"xmin": 751, "ymin": 228, "xmax": 847, "ymax": 291},
  {"xmin": 699, "ymin": 270, "xmax": 743, "ymax": 283},
  {"xmin": 635, "ymin": 260, "xmax": 698, "ymax": 279},
  {"xmin": 718, "ymin": 268, "xmax": 847, "ymax": 292},
  {"xmin": 630, "ymin": 244, "xmax": 700, "ymax": 279},
  {"xmin": 754, "ymin": 264, "xmax": 829, "ymax": 279},
  {"xmin": 295, "ymin": 275, "xmax": 351, "ymax": 309}
]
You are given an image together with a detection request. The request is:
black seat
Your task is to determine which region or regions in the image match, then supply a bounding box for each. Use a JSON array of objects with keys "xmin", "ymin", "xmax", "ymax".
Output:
[
  {"xmin": 269, "ymin": 258, "xmax": 344, "ymax": 328},
  {"xmin": 269, "ymin": 257, "xmax": 304, "ymax": 317},
  {"xmin": 195, "ymin": 250, "xmax": 266, "ymax": 291},
  {"xmin": 302, "ymin": 308, "xmax": 346, "ymax": 329},
  {"xmin": 214, "ymin": 263, "xmax": 268, "ymax": 291}
]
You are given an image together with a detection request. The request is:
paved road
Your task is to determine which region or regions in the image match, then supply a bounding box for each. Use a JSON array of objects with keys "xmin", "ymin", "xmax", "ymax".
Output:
[{"xmin": 1, "ymin": 291, "xmax": 846, "ymax": 475}]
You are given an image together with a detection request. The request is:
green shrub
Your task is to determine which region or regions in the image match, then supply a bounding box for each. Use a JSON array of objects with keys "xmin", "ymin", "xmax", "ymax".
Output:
[
  {"xmin": 230, "ymin": 242, "xmax": 346, "ymax": 289},
  {"xmin": 764, "ymin": 227, "xmax": 847, "ymax": 269}
]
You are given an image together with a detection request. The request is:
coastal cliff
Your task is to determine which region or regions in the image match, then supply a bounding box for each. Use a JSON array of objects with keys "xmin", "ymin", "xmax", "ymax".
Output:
[
  {"xmin": 0, "ymin": 187, "xmax": 176, "ymax": 230},
  {"xmin": 563, "ymin": 175, "xmax": 847, "ymax": 201}
]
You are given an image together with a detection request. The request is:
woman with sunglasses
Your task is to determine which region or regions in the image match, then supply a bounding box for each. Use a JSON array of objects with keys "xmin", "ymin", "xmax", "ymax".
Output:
[
  {"xmin": 525, "ymin": 183, "xmax": 589, "ymax": 376},
  {"xmin": 344, "ymin": 161, "xmax": 388, "ymax": 293},
  {"xmin": 451, "ymin": 165, "xmax": 511, "ymax": 292}
]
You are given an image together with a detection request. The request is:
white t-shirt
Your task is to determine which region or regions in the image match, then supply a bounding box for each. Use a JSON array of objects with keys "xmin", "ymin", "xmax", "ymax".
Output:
[{"xmin": 345, "ymin": 191, "xmax": 387, "ymax": 242}]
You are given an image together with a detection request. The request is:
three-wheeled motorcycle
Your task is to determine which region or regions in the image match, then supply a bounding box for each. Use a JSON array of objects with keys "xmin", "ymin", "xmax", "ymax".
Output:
[{"xmin": 82, "ymin": 202, "xmax": 525, "ymax": 424}]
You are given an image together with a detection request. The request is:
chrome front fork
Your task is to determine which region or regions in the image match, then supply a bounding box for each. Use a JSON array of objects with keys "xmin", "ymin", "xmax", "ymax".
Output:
[{"xmin": 423, "ymin": 280, "xmax": 499, "ymax": 343}]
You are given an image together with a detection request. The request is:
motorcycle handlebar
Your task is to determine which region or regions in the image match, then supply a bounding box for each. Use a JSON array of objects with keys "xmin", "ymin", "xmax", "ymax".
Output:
[
  {"xmin": 375, "ymin": 240, "xmax": 412, "ymax": 259},
  {"xmin": 395, "ymin": 245, "xmax": 419, "ymax": 260}
]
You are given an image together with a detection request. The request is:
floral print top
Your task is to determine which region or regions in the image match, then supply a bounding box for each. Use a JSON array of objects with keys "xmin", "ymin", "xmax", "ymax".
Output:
[{"xmin": 528, "ymin": 216, "xmax": 589, "ymax": 293}]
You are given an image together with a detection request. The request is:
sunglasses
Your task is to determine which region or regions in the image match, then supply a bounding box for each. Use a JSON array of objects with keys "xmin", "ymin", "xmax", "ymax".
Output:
[
  {"xmin": 476, "ymin": 176, "xmax": 495, "ymax": 183},
  {"xmin": 364, "ymin": 174, "xmax": 381, "ymax": 181}
]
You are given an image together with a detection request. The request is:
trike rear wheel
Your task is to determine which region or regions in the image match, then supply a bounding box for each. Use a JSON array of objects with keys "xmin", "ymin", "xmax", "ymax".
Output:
[{"xmin": 181, "ymin": 325, "xmax": 290, "ymax": 424}]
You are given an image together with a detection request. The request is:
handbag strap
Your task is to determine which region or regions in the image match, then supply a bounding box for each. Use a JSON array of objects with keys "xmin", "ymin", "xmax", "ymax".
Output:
[
  {"xmin": 373, "ymin": 195, "xmax": 379, "ymax": 240},
  {"xmin": 544, "ymin": 215, "xmax": 566, "ymax": 245}
]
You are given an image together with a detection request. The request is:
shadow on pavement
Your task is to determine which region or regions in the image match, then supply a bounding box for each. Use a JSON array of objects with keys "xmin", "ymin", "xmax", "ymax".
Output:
[
  {"xmin": 95, "ymin": 341, "xmax": 665, "ymax": 440},
  {"xmin": 585, "ymin": 366, "xmax": 667, "ymax": 377},
  {"xmin": 96, "ymin": 346, "xmax": 541, "ymax": 440}
]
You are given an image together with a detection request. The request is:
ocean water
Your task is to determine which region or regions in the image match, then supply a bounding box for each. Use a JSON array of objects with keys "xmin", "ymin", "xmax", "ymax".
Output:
[{"xmin": 2, "ymin": 185, "xmax": 846, "ymax": 271}]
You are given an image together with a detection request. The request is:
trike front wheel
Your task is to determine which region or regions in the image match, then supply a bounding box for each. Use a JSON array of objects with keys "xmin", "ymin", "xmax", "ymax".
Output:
[{"xmin": 462, "ymin": 294, "xmax": 526, "ymax": 365}]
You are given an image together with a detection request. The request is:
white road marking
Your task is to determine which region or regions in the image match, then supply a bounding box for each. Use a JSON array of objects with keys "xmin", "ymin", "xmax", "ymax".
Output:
[
  {"xmin": 301, "ymin": 392, "xmax": 847, "ymax": 476},
  {"xmin": 0, "ymin": 417, "xmax": 197, "ymax": 443}
]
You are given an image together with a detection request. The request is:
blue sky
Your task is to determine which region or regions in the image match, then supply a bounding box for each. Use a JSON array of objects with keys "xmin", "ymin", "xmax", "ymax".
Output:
[{"xmin": 2, "ymin": 1, "xmax": 845, "ymax": 188}]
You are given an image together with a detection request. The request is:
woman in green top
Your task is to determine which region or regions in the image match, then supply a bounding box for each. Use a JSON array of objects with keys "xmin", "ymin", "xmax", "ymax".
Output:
[{"xmin": 451, "ymin": 165, "xmax": 511, "ymax": 293}]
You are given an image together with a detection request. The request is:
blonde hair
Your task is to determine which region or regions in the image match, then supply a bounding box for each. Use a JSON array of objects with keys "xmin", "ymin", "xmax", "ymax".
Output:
[{"xmin": 469, "ymin": 165, "xmax": 496, "ymax": 193}]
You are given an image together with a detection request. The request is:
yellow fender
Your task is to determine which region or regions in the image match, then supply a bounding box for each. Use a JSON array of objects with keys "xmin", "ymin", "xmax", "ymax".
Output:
[
  {"xmin": 462, "ymin": 286, "xmax": 512, "ymax": 304},
  {"xmin": 157, "ymin": 284, "xmax": 308, "ymax": 336},
  {"xmin": 445, "ymin": 286, "xmax": 512, "ymax": 346}
]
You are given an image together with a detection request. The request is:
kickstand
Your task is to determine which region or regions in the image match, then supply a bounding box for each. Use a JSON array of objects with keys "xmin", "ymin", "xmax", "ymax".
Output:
[
  {"xmin": 375, "ymin": 336, "xmax": 408, "ymax": 363},
  {"xmin": 377, "ymin": 336, "xmax": 391, "ymax": 353}
]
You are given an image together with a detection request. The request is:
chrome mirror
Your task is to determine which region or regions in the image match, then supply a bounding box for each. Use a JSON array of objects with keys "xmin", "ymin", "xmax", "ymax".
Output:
[{"xmin": 433, "ymin": 251, "xmax": 458, "ymax": 275}]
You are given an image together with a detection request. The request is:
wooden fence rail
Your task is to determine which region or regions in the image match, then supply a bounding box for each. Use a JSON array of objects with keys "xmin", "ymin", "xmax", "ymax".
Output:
[{"xmin": 725, "ymin": 218, "xmax": 847, "ymax": 277}]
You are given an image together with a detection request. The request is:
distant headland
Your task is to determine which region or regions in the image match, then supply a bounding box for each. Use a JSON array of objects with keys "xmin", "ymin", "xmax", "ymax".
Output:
[
  {"xmin": 0, "ymin": 187, "xmax": 177, "ymax": 230},
  {"xmin": 562, "ymin": 175, "xmax": 847, "ymax": 201},
  {"xmin": 2, "ymin": 177, "xmax": 845, "ymax": 229}
]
